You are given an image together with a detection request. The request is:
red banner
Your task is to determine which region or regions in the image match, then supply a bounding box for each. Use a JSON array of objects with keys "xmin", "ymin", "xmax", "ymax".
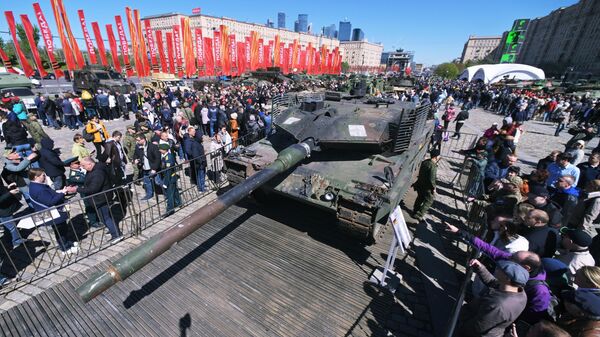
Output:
[
  {"xmin": 203, "ymin": 37, "xmax": 214, "ymax": 76},
  {"xmin": 77, "ymin": 10, "xmax": 97, "ymax": 65},
  {"xmin": 236, "ymin": 42, "xmax": 245, "ymax": 75},
  {"xmin": 194, "ymin": 28, "xmax": 204, "ymax": 76},
  {"xmin": 166, "ymin": 32, "xmax": 175, "ymax": 74},
  {"xmin": 105, "ymin": 24, "xmax": 121, "ymax": 72},
  {"xmin": 125, "ymin": 8, "xmax": 142, "ymax": 76},
  {"xmin": 291, "ymin": 39, "xmax": 299, "ymax": 71},
  {"xmin": 115, "ymin": 15, "xmax": 133, "ymax": 76},
  {"xmin": 213, "ymin": 30, "xmax": 221, "ymax": 73},
  {"xmin": 263, "ymin": 43, "xmax": 271, "ymax": 70},
  {"xmin": 135, "ymin": 10, "xmax": 149, "ymax": 77},
  {"xmin": 306, "ymin": 43, "xmax": 313, "ymax": 74},
  {"xmin": 0, "ymin": 46, "xmax": 17, "ymax": 73},
  {"xmin": 172, "ymin": 26, "xmax": 183, "ymax": 77},
  {"xmin": 278, "ymin": 42, "xmax": 284, "ymax": 68},
  {"xmin": 32, "ymin": 3, "xmax": 64, "ymax": 77},
  {"xmin": 258, "ymin": 39, "xmax": 264, "ymax": 70},
  {"xmin": 144, "ymin": 20, "xmax": 158, "ymax": 73},
  {"xmin": 273, "ymin": 35, "xmax": 280, "ymax": 68},
  {"xmin": 91, "ymin": 22, "xmax": 108, "ymax": 67},
  {"xmin": 220, "ymin": 25, "xmax": 230, "ymax": 76},
  {"xmin": 250, "ymin": 31, "xmax": 259, "ymax": 71},
  {"xmin": 282, "ymin": 47, "xmax": 290, "ymax": 74},
  {"xmin": 300, "ymin": 49, "xmax": 306, "ymax": 72},
  {"xmin": 57, "ymin": 0, "xmax": 84, "ymax": 68},
  {"xmin": 49, "ymin": 0, "xmax": 75, "ymax": 71},
  {"xmin": 20, "ymin": 14, "xmax": 48, "ymax": 77},
  {"xmin": 229, "ymin": 34, "xmax": 237, "ymax": 76},
  {"xmin": 155, "ymin": 31, "xmax": 167, "ymax": 73},
  {"xmin": 181, "ymin": 17, "xmax": 196, "ymax": 78},
  {"xmin": 4, "ymin": 12, "xmax": 35, "ymax": 77},
  {"xmin": 245, "ymin": 37, "xmax": 251, "ymax": 70}
]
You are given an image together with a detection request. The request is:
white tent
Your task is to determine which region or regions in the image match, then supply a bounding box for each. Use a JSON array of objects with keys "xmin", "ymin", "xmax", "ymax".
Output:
[
  {"xmin": 458, "ymin": 65, "xmax": 486, "ymax": 81},
  {"xmin": 470, "ymin": 64, "xmax": 545, "ymax": 84}
]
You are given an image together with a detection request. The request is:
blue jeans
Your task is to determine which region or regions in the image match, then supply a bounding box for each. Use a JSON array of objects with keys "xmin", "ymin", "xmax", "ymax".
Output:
[
  {"xmin": 543, "ymin": 112, "xmax": 550, "ymax": 122},
  {"xmin": 196, "ymin": 167, "xmax": 206, "ymax": 192},
  {"xmin": 64, "ymin": 115, "xmax": 76, "ymax": 129},
  {"xmin": 209, "ymin": 120, "xmax": 216, "ymax": 137},
  {"xmin": 0, "ymin": 216, "xmax": 23, "ymax": 246},
  {"xmin": 51, "ymin": 175, "xmax": 65, "ymax": 190},
  {"xmin": 555, "ymin": 122, "xmax": 566, "ymax": 136},
  {"xmin": 47, "ymin": 116, "xmax": 60, "ymax": 128},
  {"xmin": 97, "ymin": 204, "xmax": 120, "ymax": 239},
  {"xmin": 142, "ymin": 170, "xmax": 154, "ymax": 198}
]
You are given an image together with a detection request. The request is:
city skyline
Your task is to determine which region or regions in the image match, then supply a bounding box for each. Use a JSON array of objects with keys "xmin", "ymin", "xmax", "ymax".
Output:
[{"xmin": 0, "ymin": 0, "xmax": 580, "ymax": 65}]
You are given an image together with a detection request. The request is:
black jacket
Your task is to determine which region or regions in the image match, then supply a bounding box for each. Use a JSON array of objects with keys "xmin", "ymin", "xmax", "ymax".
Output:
[
  {"xmin": 133, "ymin": 142, "xmax": 161, "ymax": 171},
  {"xmin": 39, "ymin": 138, "xmax": 65, "ymax": 178},
  {"xmin": 77, "ymin": 163, "xmax": 113, "ymax": 207},
  {"xmin": 521, "ymin": 226, "xmax": 559, "ymax": 258},
  {"xmin": 577, "ymin": 162, "xmax": 600, "ymax": 189},
  {"xmin": 2, "ymin": 120, "xmax": 29, "ymax": 146},
  {"xmin": 183, "ymin": 133, "xmax": 206, "ymax": 166},
  {"xmin": 43, "ymin": 99, "xmax": 57, "ymax": 118},
  {"xmin": 0, "ymin": 181, "xmax": 22, "ymax": 217}
]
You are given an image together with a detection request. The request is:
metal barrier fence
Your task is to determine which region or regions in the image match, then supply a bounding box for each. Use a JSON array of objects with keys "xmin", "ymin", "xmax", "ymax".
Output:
[{"xmin": 0, "ymin": 133, "xmax": 255, "ymax": 293}]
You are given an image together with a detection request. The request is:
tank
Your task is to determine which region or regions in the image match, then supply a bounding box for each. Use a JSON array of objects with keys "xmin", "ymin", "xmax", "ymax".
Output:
[
  {"xmin": 385, "ymin": 76, "xmax": 415, "ymax": 94},
  {"xmin": 76, "ymin": 142, "xmax": 313, "ymax": 302},
  {"xmin": 0, "ymin": 72, "xmax": 37, "ymax": 113},
  {"xmin": 73, "ymin": 65, "xmax": 133, "ymax": 94},
  {"xmin": 225, "ymin": 96, "xmax": 433, "ymax": 241}
]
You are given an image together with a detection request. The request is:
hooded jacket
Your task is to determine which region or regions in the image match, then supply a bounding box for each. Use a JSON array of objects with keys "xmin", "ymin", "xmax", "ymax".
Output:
[{"xmin": 39, "ymin": 138, "xmax": 65, "ymax": 178}]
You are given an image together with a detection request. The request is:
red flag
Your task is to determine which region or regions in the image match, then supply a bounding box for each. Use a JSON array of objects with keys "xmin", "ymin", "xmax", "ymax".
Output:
[
  {"xmin": 282, "ymin": 47, "xmax": 290, "ymax": 74},
  {"xmin": 236, "ymin": 41, "xmax": 245, "ymax": 75},
  {"xmin": 203, "ymin": 37, "xmax": 214, "ymax": 76},
  {"xmin": 32, "ymin": 3, "xmax": 64, "ymax": 77},
  {"xmin": 105, "ymin": 24, "xmax": 121, "ymax": 72},
  {"xmin": 134, "ymin": 10, "xmax": 149, "ymax": 77},
  {"xmin": 273, "ymin": 35, "xmax": 280, "ymax": 68},
  {"xmin": 194, "ymin": 28, "xmax": 204, "ymax": 76},
  {"xmin": 181, "ymin": 18, "xmax": 196, "ymax": 77},
  {"xmin": 250, "ymin": 31, "xmax": 259, "ymax": 71},
  {"xmin": 125, "ymin": 8, "xmax": 142, "ymax": 76},
  {"xmin": 77, "ymin": 10, "xmax": 97, "ymax": 65},
  {"xmin": 172, "ymin": 26, "xmax": 183, "ymax": 77},
  {"xmin": 291, "ymin": 39, "xmax": 299, "ymax": 71},
  {"xmin": 219, "ymin": 25, "xmax": 230, "ymax": 76},
  {"xmin": 144, "ymin": 20, "xmax": 158, "ymax": 73},
  {"xmin": 49, "ymin": 0, "xmax": 75, "ymax": 71},
  {"xmin": 115, "ymin": 15, "xmax": 133, "ymax": 76},
  {"xmin": 0, "ymin": 46, "xmax": 17, "ymax": 73},
  {"xmin": 245, "ymin": 37, "xmax": 251, "ymax": 70},
  {"xmin": 4, "ymin": 12, "xmax": 35, "ymax": 77},
  {"xmin": 166, "ymin": 32, "xmax": 175, "ymax": 74},
  {"xmin": 213, "ymin": 30, "xmax": 221, "ymax": 74},
  {"xmin": 300, "ymin": 49, "xmax": 306, "ymax": 72},
  {"xmin": 91, "ymin": 22, "xmax": 108, "ymax": 67},
  {"xmin": 155, "ymin": 31, "xmax": 167, "ymax": 73},
  {"xmin": 229, "ymin": 34, "xmax": 237, "ymax": 76},
  {"xmin": 20, "ymin": 14, "xmax": 47, "ymax": 77},
  {"xmin": 278, "ymin": 42, "xmax": 284, "ymax": 68},
  {"xmin": 258, "ymin": 40, "xmax": 264, "ymax": 69},
  {"xmin": 57, "ymin": 0, "xmax": 84, "ymax": 68}
]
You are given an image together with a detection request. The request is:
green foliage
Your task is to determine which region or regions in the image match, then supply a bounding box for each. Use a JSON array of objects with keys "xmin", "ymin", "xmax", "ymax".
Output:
[
  {"xmin": 16, "ymin": 23, "xmax": 41, "ymax": 58},
  {"xmin": 341, "ymin": 61, "xmax": 350, "ymax": 73},
  {"xmin": 434, "ymin": 62, "xmax": 459, "ymax": 79}
]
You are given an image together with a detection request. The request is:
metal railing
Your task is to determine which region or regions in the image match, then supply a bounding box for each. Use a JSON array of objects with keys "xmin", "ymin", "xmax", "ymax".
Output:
[{"xmin": 0, "ymin": 133, "xmax": 256, "ymax": 293}]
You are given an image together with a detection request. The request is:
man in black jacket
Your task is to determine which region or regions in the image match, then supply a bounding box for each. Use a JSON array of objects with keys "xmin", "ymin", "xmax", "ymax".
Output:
[
  {"xmin": 183, "ymin": 126, "xmax": 207, "ymax": 192},
  {"xmin": 41, "ymin": 95, "xmax": 60, "ymax": 129},
  {"xmin": 38, "ymin": 138, "xmax": 66, "ymax": 190},
  {"xmin": 133, "ymin": 133, "xmax": 161, "ymax": 200},
  {"xmin": 77, "ymin": 157, "xmax": 122, "ymax": 243}
]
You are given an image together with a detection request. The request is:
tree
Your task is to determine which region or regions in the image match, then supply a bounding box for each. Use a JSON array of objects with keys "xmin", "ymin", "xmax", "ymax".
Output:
[
  {"xmin": 341, "ymin": 61, "xmax": 349, "ymax": 73},
  {"xmin": 16, "ymin": 23, "xmax": 40, "ymax": 60},
  {"xmin": 434, "ymin": 62, "xmax": 459, "ymax": 79}
]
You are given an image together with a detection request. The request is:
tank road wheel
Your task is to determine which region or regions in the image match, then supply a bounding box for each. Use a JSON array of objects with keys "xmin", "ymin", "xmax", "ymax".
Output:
[{"xmin": 337, "ymin": 218, "xmax": 377, "ymax": 245}]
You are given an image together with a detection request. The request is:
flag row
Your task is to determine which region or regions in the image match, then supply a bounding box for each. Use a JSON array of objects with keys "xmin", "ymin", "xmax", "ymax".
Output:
[{"xmin": 0, "ymin": 1, "xmax": 343, "ymax": 79}]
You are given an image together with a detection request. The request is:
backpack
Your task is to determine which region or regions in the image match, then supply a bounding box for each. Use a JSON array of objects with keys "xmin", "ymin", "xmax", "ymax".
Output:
[
  {"xmin": 526, "ymin": 279, "xmax": 560, "ymax": 322},
  {"xmin": 82, "ymin": 127, "xmax": 95, "ymax": 142}
]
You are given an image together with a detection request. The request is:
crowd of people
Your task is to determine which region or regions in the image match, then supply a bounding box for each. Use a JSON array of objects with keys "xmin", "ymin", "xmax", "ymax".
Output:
[
  {"xmin": 417, "ymin": 87, "xmax": 600, "ymax": 336},
  {"xmin": 0, "ymin": 79, "xmax": 298, "ymax": 286}
]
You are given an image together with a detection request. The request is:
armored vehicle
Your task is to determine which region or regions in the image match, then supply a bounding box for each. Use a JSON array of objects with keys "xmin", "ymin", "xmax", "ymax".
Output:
[
  {"xmin": 324, "ymin": 78, "xmax": 368, "ymax": 101},
  {"xmin": 385, "ymin": 77, "xmax": 415, "ymax": 94},
  {"xmin": 141, "ymin": 72, "xmax": 191, "ymax": 95},
  {"xmin": 224, "ymin": 97, "xmax": 433, "ymax": 241},
  {"xmin": 73, "ymin": 65, "xmax": 132, "ymax": 94},
  {"xmin": 0, "ymin": 72, "xmax": 37, "ymax": 113}
]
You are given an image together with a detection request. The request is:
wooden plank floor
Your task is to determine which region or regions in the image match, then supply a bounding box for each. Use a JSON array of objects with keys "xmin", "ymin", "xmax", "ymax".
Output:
[{"xmin": 0, "ymin": 196, "xmax": 400, "ymax": 337}]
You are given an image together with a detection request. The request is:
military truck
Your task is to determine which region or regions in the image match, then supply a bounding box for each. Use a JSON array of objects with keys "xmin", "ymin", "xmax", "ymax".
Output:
[
  {"xmin": 224, "ymin": 96, "xmax": 433, "ymax": 241},
  {"xmin": 72, "ymin": 65, "xmax": 133, "ymax": 94},
  {"xmin": 141, "ymin": 72, "xmax": 191, "ymax": 95},
  {"xmin": 0, "ymin": 72, "xmax": 38, "ymax": 113}
]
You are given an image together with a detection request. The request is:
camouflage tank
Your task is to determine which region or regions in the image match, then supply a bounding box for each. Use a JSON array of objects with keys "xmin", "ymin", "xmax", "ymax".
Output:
[
  {"xmin": 73, "ymin": 65, "xmax": 133, "ymax": 94},
  {"xmin": 225, "ymin": 97, "xmax": 433, "ymax": 241}
]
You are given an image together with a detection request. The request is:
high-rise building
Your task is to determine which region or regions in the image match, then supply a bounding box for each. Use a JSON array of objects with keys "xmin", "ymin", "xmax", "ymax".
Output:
[
  {"xmin": 322, "ymin": 24, "xmax": 337, "ymax": 38},
  {"xmin": 460, "ymin": 35, "xmax": 502, "ymax": 63},
  {"xmin": 338, "ymin": 21, "xmax": 351, "ymax": 41},
  {"xmin": 297, "ymin": 14, "xmax": 308, "ymax": 33},
  {"xmin": 266, "ymin": 19, "xmax": 274, "ymax": 28},
  {"xmin": 277, "ymin": 12, "xmax": 285, "ymax": 29},
  {"xmin": 294, "ymin": 20, "xmax": 299, "ymax": 32},
  {"xmin": 351, "ymin": 28, "xmax": 364, "ymax": 41}
]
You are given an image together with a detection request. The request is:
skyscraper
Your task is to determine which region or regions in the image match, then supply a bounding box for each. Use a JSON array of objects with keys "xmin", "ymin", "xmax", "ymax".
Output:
[
  {"xmin": 297, "ymin": 14, "xmax": 308, "ymax": 33},
  {"xmin": 339, "ymin": 21, "xmax": 351, "ymax": 41},
  {"xmin": 322, "ymin": 24, "xmax": 337, "ymax": 38},
  {"xmin": 277, "ymin": 12, "xmax": 285, "ymax": 29},
  {"xmin": 352, "ymin": 28, "xmax": 364, "ymax": 41},
  {"xmin": 294, "ymin": 20, "xmax": 299, "ymax": 32},
  {"xmin": 266, "ymin": 19, "xmax": 274, "ymax": 28}
]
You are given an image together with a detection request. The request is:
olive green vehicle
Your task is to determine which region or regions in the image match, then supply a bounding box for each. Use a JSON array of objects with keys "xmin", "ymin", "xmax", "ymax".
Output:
[
  {"xmin": 224, "ymin": 96, "xmax": 433, "ymax": 242},
  {"xmin": 0, "ymin": 72, "xmax": 37, "ymax": 113},
  {"xmin": 141, "ymin": 73, "xmax": 191, "ymax": 95},
  {"xmin": 384, "ymin": 77, "xmax": 415, "ymax": 94},
  {"xmin": 72, "ymin": 65, "xmax": 133, "ymax": 94}
]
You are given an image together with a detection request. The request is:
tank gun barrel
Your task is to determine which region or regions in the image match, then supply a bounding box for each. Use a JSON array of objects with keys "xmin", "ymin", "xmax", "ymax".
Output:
[{"xmin": 76, "ymin": 142, "xmax": 312, "ymax": 303}]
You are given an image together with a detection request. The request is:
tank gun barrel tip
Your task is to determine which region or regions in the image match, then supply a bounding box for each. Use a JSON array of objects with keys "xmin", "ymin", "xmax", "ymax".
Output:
[{"xmin": 76, "ymin": 265, "xmax": 120, "ymax": 303}]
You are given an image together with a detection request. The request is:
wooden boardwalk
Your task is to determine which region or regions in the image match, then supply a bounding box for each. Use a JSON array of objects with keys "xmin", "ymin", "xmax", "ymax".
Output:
[{"xmin": 0, "ymin": 198, "xmax": 410, "ymax": 337}]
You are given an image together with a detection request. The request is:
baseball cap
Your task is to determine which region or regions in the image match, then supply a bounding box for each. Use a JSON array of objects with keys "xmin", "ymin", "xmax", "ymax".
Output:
[
  {"xmin": 496, "ymin": 260, "xmax": 529, "ymax": 287},
  {"xmin": 430, "ymin": 149, "xmax": 441, "ymax": 158},
  {"xmin": 528, "ymin": 185, "xmax": 550, "ymax": 197},
  {"xmin": 561, "ymin": 228, "xmax": 593, "ymax": 247}
]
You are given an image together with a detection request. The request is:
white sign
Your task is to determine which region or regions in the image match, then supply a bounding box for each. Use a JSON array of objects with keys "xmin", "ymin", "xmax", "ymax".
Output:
[
  {"xmin": 348, "ymin": 124, "xmax": 367, "ymax": 137},
  {"xmin": 389, "ymin": 206, "xmax": 412, "ymax": 247},
  {"xmin": 283, "ymin": 117, "xmax": 301, "ymax": 125}
]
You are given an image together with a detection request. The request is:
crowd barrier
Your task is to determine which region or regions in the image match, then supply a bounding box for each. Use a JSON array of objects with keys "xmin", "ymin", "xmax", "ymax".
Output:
[{"xmin": 0, "ymin": 133, "xmax": 256, "ymax": 293}]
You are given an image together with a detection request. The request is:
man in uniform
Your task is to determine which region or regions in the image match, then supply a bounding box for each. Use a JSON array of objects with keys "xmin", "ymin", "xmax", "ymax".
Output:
[
  {"xmin": 123, "ymin": 125, "xmax": 138, "ymax": 182},
  {"xmin": 412, "ymin": 149, "xmax": 441, "ymax": 221},
  {"xmin": 159, "ymin": 143, "xmax": 181, "ymax": 216}
]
